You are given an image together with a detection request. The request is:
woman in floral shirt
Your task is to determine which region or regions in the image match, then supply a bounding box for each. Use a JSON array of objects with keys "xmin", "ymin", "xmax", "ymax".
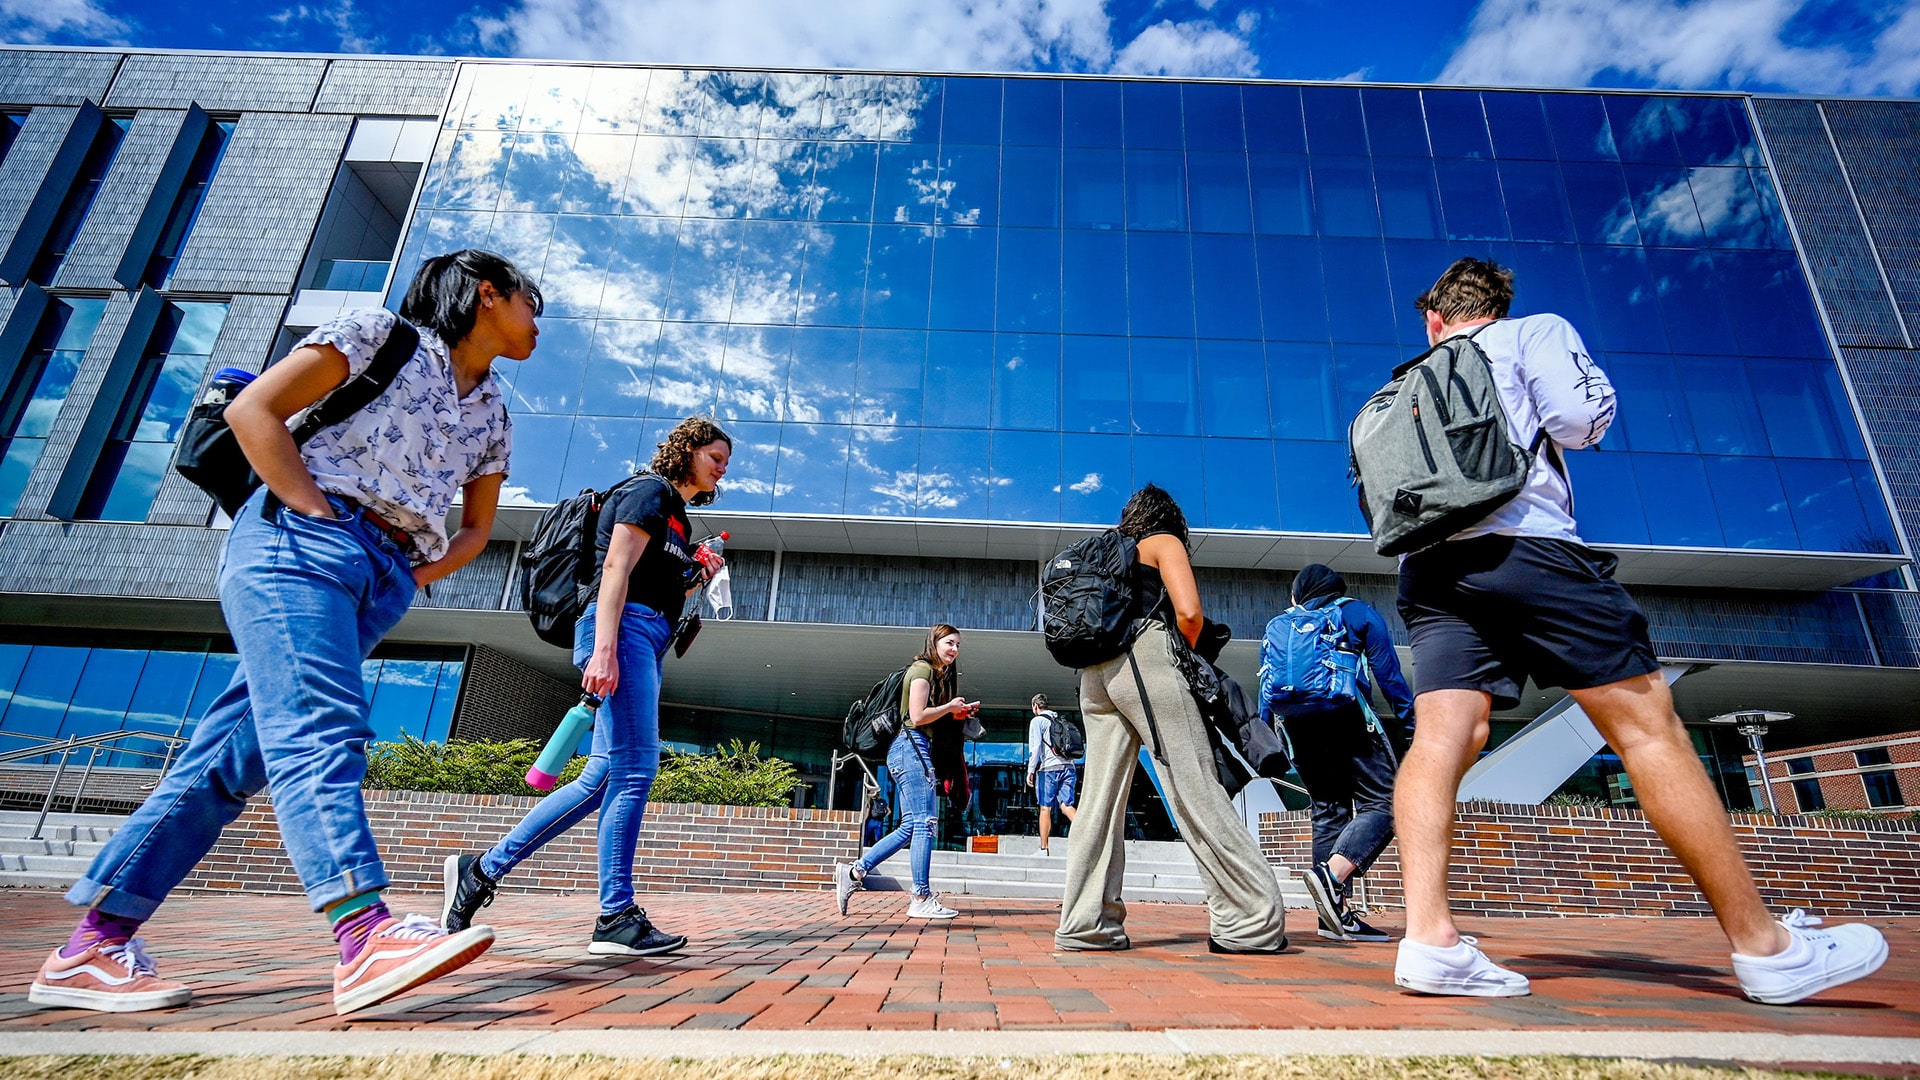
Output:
[{"xmin": 33, "ymin": 250, "xmax": 539, "ymax": 1018}]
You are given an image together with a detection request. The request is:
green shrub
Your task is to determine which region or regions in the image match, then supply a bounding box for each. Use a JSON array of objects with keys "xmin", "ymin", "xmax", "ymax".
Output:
[
  {"xmin": 1807, "ymin": 807, "xmax": 1920, "ymax": 823},
  {"xmin": 651, "ymin": 740, "xmax": 803, "ymax": 807},
  {"xmin": 1543, "ymin": 792, "xmax": 1610, "ymax": 809},
  {"xmin": 363, "ymin": 734, "xmax": 587, "ymax": 796},
  {"xmin": 363, "ymin": 735, "xmax": 802, "ymax": 807}
]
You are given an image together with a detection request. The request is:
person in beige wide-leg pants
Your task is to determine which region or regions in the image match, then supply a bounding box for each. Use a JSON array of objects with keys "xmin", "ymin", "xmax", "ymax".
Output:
[{"xmin": 1055, "ymin": 484, "xmax": 1286, "ymax": 954}]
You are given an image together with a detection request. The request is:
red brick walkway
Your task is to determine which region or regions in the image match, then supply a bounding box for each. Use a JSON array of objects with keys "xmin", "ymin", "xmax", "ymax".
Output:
[{"xmin": 1, "ymin": 890, "xmax": 1914, "ymax": 1034}]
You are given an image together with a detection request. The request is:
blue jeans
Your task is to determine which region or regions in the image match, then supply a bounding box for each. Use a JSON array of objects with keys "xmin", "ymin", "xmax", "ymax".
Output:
[
  {"xmin": 69, "ymin": 489, "xmax": 416, "ymax": 918},
  {"xmin": 480, "ymin": 600, "xmax": 671, "ymax": 915},
  {"xmin": 856, "ymin": 729, "xmax": 935, "ymax": 898}
]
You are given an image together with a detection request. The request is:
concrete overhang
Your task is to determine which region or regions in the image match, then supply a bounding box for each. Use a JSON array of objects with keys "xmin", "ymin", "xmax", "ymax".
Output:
[
  {"xmin": 486, "ymin": 505, "xmax": 1906, "ymax": 591},
  {"xmin": 11, "ymin": 592, "xmax": 1918, "ymax": 750}
]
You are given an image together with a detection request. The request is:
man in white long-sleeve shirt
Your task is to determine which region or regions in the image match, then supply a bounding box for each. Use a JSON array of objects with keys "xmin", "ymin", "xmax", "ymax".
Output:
[
  {"xmin": 1390, "ymin": 258, "xmax": 1886, "ymax": 1006},
  {"xmin": 1024, "ymin": 695, "xmax": 1079, "ymax": 855}
]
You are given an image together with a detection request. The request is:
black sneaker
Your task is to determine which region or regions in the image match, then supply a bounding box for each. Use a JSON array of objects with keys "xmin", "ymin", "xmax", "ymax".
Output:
[
  {"xmin": 1302, "ymin": 863, "xmax": 1351, "ymax": 942},
  {"xmin": 441, "ymin": 853, "xmax": 497, "ymax": 933},
  {"xmin": 1339, "ymin": 911, "xmax": 1392, "ymax": 943},
  {"xmin": 588, "ymin": 906, "xmax": 687, "ymax": 957}
]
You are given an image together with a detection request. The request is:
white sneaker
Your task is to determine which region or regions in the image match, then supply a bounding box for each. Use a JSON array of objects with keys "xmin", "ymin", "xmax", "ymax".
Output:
[
  {"xmin": 907, "ymin": 894, "xmax": 958, "ymax": 920},
  {"xmin": 1732, "ymin": 910, "xmax": 1888, "ymax": 1005},
  {"xmin": 1394, "ymin": 935, "xmax": 1530, "ymax": 997},
  {"xmin": 834, "ymin": 863, "xmax": 864, "ymax": 916}
]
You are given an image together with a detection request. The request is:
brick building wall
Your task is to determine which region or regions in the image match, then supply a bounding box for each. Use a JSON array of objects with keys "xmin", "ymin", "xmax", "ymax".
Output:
[
  {"xmin": 176, "ymin": 788, "xmax": 861, "ymax": 897},
  {"xmin": 1748, "ymin": 730, "xmax": 1920, "ymax": 813},
  {"xmin": 1260, "ymin": 802, "xmax": 1920, "ymax": 919}
]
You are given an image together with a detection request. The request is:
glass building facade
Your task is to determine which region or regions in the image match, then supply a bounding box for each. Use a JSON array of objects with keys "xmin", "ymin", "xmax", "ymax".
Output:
[
  {"xmin": 393, "ymin": 68, "xmax": 1896, "ymax": 555},
  {"xmin": 0, "ymin": 633, "xmax": 466, "ymax": 767}
]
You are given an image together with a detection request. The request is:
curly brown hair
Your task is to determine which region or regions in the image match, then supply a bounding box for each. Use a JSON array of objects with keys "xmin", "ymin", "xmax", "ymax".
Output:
[{"xmin": 648, "ymin": 416, "xmax": 732, "ymax": 508}]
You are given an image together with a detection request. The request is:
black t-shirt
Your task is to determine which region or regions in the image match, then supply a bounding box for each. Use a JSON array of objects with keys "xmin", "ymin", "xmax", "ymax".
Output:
[{"xmin": 594, "ymin": 475, "xmax": 697, "ymax": 619}]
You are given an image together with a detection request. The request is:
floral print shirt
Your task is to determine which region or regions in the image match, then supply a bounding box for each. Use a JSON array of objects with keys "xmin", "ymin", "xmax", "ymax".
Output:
[{"xmin": 293, "ymin": 309, "xmax": 512, "ymax": 563}]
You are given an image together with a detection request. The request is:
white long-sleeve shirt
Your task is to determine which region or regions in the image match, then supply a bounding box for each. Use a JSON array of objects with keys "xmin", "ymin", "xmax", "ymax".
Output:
[
  {"xmin": 1450, "ymin": 313, "xmax": 1617, "ymax": 544},
  {"xmin": 1027, "ymin": 713, "xmax": 1071, "ymax": 779}
]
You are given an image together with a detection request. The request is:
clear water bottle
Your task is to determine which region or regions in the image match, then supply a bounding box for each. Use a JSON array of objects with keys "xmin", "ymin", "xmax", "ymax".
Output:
[{"xmin": 697, "ymin": 532, "xmax": 733, "ymax": 620}]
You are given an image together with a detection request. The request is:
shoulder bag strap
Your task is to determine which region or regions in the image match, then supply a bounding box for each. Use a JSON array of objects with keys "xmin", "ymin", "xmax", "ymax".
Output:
[{"xmin": 290, "ymin": 318, "xmax": 420, "ymax": 447}]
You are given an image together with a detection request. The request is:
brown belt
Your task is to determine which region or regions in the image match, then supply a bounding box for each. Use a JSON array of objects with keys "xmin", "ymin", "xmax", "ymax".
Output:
[{"xmin": 342, "ymin": 498, "xmax": 420, "ymax": 563}]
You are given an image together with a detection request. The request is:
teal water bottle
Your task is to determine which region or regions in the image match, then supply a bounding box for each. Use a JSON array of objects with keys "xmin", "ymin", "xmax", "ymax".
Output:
[{"xmin": 526, "ymin": 693, "xmax": 601, "ymax": 791}]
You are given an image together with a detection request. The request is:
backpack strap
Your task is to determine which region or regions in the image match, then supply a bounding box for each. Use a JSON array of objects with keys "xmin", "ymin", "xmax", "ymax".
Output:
[
  {"xmin": 1127, "ymin": 649, "xmax": 1167, "ymax": 764},
  {"xmin": 290, "ymin": 318, "xmax": 420, "ymax": 446}
]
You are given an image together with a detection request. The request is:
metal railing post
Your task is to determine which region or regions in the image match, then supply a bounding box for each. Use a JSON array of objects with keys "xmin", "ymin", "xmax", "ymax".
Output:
[
  {"xmin": 70, "ymin": 745, "xmax": 102, "ymax": 813},
  {"xmin": 33, "ymin": 741, "xmax": 77, "ymax": 840}
]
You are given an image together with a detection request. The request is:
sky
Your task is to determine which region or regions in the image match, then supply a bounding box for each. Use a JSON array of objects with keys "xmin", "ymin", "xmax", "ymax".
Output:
[{"xmin": 1, "ymin": 0, "xmax": 1918, "ymax": 96}]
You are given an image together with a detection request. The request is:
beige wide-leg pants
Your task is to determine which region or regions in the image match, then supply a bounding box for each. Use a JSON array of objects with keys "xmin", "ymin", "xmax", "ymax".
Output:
[{"xmin": 1055, "ymin": 622, "xmax": 1287, "ymax": 951}]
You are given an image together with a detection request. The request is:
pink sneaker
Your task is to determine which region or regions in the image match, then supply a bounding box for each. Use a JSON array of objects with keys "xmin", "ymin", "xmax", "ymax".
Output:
[
  {"xmin": 29, "ymin": 938, "xmax": 191, "ymax": 1012},
  {"xmin": 333, "ymin": 913, "xmax": 494, "ymax": 1015}
]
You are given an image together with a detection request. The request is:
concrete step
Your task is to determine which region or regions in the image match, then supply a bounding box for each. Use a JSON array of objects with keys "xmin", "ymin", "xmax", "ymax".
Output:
[
  {"xmin": 0, "ymin": 852, "xmax": 97, "ymax": 873},
  {"xmin": 0, "ymin": 870, "xmax": 82, "ymax": 890},
  {"xmin": 0, "ymin": 810, "xmax": 124, "ymax": 844},
  {"xmin": 866, "ymin": 850, "xmax": 1311, "ymax": 906},
  {"xmin": 0, "ymin": 837, "xmax": 104, "ymax": 858}
]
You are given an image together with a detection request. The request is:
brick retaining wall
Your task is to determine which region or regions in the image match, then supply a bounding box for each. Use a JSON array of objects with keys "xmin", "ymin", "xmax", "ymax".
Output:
[
  {"xmin": 177, "ymin": 788, "xmax": 861, "ymax": 898},
  {"xmin": 1260, "ymin": 803, "xmax": 1920, "ymax": 918}
]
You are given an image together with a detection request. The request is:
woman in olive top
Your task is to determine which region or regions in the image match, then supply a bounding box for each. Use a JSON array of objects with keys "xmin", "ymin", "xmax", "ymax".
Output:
[{"xmin": 834, "ymin": 624, "xmax": 978, "ymax": 920}]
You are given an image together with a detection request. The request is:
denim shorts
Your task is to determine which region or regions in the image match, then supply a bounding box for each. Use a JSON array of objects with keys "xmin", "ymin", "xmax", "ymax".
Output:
[{"xmin": 1036, "ymin": 766, "xmax": 1078, "ymax": 810}]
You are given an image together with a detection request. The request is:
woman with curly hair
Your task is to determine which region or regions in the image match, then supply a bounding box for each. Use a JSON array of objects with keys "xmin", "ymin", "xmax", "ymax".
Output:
[{"xmin": 441, "ymin": 416, "xmax": 731, "ymax": 955}]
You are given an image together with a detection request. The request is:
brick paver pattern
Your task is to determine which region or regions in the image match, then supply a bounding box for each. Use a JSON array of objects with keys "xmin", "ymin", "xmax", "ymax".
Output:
[{"xmin": 0, "ymin": 890, "xmax": 1914, "ymax": 1034}]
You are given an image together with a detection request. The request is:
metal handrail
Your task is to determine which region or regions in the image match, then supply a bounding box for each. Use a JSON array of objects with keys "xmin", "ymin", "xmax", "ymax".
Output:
[
  {"xmin": 0, "ymin": 729, "xmax": 191, "ymax": 839},
  {"xmin": 825, "ymin": 750, "xmax": 881, "ymax": 823}
]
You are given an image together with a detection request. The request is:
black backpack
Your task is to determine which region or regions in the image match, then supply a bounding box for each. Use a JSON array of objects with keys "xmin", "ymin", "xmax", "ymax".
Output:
[
  {"xmin": 172, "ymin": 319, "xmax": 419, "ymax": 517},
  {"xmin": 1039, "ymin": 530, "xmax": 1140, "ymax": 668},
  {"xmin": 1043, "ymin": 711, "xmax": 1086, "ymax": 760},
  {"xmin": 519, "ymin": 472, "xmax": 654, "ymax": 648},
  {"xmin": 841, "ymin": 668, "xmax": 910, "ymax": 762}
]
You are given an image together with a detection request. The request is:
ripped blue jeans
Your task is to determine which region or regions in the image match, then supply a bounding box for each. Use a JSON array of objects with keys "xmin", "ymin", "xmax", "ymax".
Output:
[{"xmin": 855, "ymin": 728, "xmax": 936, "ymax": 898}]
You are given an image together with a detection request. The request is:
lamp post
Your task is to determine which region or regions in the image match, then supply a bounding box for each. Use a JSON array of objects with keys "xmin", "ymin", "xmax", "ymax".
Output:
[{"xmin": 1708, "ymin": 710, "xmax": 1794, "ymax": 814}]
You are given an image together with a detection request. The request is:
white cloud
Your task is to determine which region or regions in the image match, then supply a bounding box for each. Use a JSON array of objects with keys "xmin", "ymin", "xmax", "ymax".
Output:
[
  {"xmin": 269, "ymin": 1, "xmax": 382, "ymax": 53},
  {"xmin": 468, "ymin": 0, "xmax": 1258, "ymax": 79},
  {"xmin": 1112, "ymin": 17, "xmax": 1260, "ymax": 77},
  {"xmin": 1441, "ymin": 0, "xmax": 1920, "ymax": 95},
  {"xmin": 0, "ymin": 0, "xmax": 127, "ymax": 43}
]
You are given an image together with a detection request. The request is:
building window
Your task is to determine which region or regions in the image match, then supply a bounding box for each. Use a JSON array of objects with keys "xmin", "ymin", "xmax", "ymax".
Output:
[
  {"xmin": 74, "ymin": 301, "xmax": 227, "ymax": 522},
  {"xmin": 141, "ymin": 119, "xmax": 234, "ymax": 289},
  {"xmin": 1790, "ymin": 777, "xmax": 1825, "ymax": 812},
  {"xmin": 1855, "ymin": 746, "xmax": 1892, "ymax": 768},
  {"xmin": 28, "ymin": 116, "xmax": 129, "ymax": 285},
  {"xmin": 1786, "ymin": 756, "xmax": 1816, "ymax": 774},
  {"xmin": 0, "ymin": 633, "xmax": 465, "ymax": 768},
  {"xmin": 0, "ymin": 113, "xmax": 23, "ymax": 167},
  {"xmin": 0, "ymin": 297, "xmax": 108, "ymax": 516},
  {"xmin": 1863, "ymin": 771, "xmax": 1903, "ymax": 808}
]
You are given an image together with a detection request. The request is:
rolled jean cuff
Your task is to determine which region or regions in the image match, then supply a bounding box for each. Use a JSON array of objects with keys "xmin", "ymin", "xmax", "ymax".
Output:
[
  {"xmin": 301, "ymin": 861, "xmax": 393, "ymax": 913},
  {"xmin": 64, "ymin": 878, "xmax": 165, "ymax": 921}
]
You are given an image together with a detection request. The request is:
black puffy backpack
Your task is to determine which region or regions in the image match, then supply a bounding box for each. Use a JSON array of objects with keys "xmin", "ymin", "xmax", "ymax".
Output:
[
  {"xmin": 841, "ymin": 668, "xmax": 910, "ymax": 762},
  {"xmin": 1039, "ymin": 530, "xmax": 1140, "ymax": 669},
  {"xmin": 518, "ymin": 473, "xmax": 653, "ymax": 648}
]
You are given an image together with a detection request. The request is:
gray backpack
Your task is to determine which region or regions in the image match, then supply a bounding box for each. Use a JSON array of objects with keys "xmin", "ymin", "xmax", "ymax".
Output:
[{"xmin": 1348, "ymin": 326, "xmax": 1550, "ymax": 557}]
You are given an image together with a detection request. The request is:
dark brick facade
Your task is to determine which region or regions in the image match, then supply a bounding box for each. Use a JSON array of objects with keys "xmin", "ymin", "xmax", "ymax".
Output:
[
  {"xmin": 1260, "ymin": 802, "xmax": 1920, "ymax": 919},
  {"xmin": 176, "ymin": 788, "xmax": 862, "ymax": 897}
]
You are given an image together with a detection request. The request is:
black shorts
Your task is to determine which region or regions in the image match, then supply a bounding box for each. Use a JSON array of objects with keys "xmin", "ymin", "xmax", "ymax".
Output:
[{"xmin": 1397, "ymin": 534, "xmax": 1659, "ymax": 710}]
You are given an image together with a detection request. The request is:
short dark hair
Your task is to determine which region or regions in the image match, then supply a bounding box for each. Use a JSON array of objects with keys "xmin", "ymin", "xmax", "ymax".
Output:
[
  {"xmin": 400, "ymin": 249, "xmax": 543, "ymax": 345},
  {"xmin": 1415, "ymin": 257, "xmax": 1514, "ymax": 322},
  {"xmin": 649, "ymin": 416, "xmax": 732, "ymax": 508},
  {"xmin": 1115, "ymin": 483, "xmax": 1189, "ymax": 549},
  {"xmin": 1031, "ymin": 693, "xmax": 1048, "ymax": 712}
]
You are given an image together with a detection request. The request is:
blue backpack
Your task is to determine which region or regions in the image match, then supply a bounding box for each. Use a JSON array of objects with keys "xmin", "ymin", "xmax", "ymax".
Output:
[{"xmin": 1259, "ymin": 599, "xmax": 1364, "ymax": 716}]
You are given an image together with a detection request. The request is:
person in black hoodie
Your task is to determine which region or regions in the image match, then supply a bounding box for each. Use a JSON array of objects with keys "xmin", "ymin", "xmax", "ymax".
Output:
[{"xmin": 1267, "ymin": 565, "xmax": 1414, "ymax": 944}]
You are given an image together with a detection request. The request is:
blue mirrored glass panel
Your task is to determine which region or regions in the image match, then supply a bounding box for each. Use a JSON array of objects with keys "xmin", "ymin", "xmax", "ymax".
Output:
[
  {"xmin": 1483, "ymin": 92, "xmax": 1556, "ymax": 160},
  {"xmin": 1361, "ymin": 89, "xmax": 1428, "ymax": 157},
  {"xmin": 1183, "ymin": 83, "xmax": 1244, "ymax": 153},
  {"xmin": 401, "ymin": 67, "xmax": 1884, "ymax": 548},
  {"xmin": 943, "ymin": 78, "xmax": 1004, "ymax": 145}
]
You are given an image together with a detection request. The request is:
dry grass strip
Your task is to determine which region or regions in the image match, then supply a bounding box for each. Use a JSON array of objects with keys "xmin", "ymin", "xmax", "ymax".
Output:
[{"xmin": 0, "ymin": 1056, "xmax": 1894, "ymax": 1080}]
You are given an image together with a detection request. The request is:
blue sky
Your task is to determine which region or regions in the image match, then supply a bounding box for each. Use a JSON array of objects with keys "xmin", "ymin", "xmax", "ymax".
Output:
[{"xmin": 3, "ymin": 0, "xmax": 1918, "ymax": 95}]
